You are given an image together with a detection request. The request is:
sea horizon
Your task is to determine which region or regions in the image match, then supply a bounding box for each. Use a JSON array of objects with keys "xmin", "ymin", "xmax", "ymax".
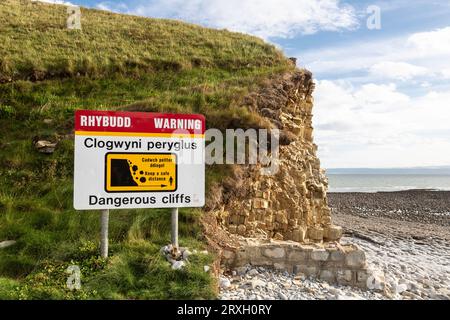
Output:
[
  {"xmin": 327, "ymin": 171, "xmax": 450, "ymax": 193},
  {"xmin": 326, "ymin": 166, "xmax": 450, "ymax": 175}
]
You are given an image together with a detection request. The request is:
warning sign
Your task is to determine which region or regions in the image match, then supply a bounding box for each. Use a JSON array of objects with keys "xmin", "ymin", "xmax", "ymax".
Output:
[
  {"xmin": 105, "ymin": 153, "xmax": 177, "ymax": 192},
  {"xmin": 73, "ymin": 110, "xmax": 205, "ymax": 210}
]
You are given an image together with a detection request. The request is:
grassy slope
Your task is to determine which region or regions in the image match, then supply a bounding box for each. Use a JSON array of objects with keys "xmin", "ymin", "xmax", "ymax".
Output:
[{"xmin": 0, "ymin": 0, "xmax": 292, "ymax": 299}]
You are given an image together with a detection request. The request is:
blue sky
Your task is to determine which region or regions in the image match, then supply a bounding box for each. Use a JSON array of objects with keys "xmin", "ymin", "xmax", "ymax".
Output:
[{"xmin": 42, "ymin": 0, "xmax": 450, "ymax": 168}]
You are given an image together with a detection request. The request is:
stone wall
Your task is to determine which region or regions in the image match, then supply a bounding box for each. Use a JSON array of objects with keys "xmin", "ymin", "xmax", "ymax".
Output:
[
  {"xmin": 222, "ymin": 238, "xmax": 373, "ymax": 289},
  {"xmin": 214, "ymin": 70, "xmax": 342, "ymax": 243}
]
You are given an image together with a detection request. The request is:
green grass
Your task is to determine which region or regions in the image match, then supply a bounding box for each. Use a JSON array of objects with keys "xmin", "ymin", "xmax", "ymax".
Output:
[
  {"xmin": 0, "ymin": 207, "xmax": 215, "ymax": 299},
  {"xmin": 0, "ymin": 0, "xmax": 289, "ymax": 82},
  {"xmin": 0, "ymin": 0, "xmax": 293, "ymax": 299}
]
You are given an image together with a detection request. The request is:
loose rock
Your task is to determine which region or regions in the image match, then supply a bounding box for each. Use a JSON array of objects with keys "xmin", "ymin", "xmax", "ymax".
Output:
[
  {"xmin": 34, "ymin": 140, "xmax": 57, "ymax": 154},
  {"xmin": 0, "ymin": 240, "xmax": 16, "ymax": 249}
]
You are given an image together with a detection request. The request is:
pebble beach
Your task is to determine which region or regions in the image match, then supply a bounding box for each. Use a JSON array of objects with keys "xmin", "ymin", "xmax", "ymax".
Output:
[{"xmin": 219, "ymin": 190, "xmax": 450, "ymax": 300}]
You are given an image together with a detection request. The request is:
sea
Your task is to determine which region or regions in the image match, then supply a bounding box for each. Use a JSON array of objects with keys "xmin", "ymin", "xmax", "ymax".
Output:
[{"xmin": 326, "ymin": 168, "xmax": 450, "ymax": 193}]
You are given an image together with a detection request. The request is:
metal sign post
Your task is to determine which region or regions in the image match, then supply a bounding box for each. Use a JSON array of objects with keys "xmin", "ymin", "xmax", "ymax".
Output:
[
  {"xmin": 100, "ymin": 209, "xmax": 109, "ymax": 258},
  {"xmin": 171, "ymin": 208, "xmax": 179, "ymax": 248}
]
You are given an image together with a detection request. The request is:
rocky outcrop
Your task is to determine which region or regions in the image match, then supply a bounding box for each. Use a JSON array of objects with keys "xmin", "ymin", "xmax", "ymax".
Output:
[
  {"xmin": 212, "ymin": 70, "xmax": 342, "ymax": 243},
  {"xmin": 201, "ymin": 69, "xmax": 374, "ymax": 290}
]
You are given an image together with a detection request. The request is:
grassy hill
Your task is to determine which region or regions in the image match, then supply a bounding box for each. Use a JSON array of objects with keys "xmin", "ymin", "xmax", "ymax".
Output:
[{"xmin": 0, "ymin": 0, "xmax": 293, "ymax": 299}]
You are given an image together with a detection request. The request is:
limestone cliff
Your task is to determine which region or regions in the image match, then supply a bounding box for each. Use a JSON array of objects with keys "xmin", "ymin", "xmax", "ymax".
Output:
[{"xmin": 208, "ymin": 70, "xmax": 342, "ymax": 243}]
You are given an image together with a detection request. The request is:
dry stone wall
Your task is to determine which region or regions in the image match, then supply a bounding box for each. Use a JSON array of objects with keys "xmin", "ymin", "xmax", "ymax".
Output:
[{"xmin": 222, "ymin": 238, "xmax": 373, "ymax": 289}]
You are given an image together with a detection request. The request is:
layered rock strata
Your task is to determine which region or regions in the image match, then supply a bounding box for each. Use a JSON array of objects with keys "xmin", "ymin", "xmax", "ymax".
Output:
[{"xmin": 214, "ymin": 70, "xmax": 342, "ymax": 243}]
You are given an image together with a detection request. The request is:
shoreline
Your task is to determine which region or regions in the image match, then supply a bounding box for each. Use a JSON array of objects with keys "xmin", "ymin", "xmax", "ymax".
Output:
[{"xmin": 328, "ymin": 190, "xmax": 450, "ymax": 230}]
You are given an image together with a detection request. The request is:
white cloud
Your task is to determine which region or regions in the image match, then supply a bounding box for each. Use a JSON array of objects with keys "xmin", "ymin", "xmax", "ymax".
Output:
[
  {"xmin": 301, "ymin": 26, "xmax": 450, "ymax": 81},
  {"xmin": 127, "ymin": 0, "xmax": 358, "ymax": 39},
  {"xmin": 369, "ymin": 61, "xmax": 429, "ymax": 81},
  {"xmin": 313, "ymin": 80, "xmax": 450, "ymax": 168},
  {"xmin": 96, "ymin": 2, "xmax": 129, "ymax": 12},
  {"xmin": 442, "ymin": 69, "xmax": 450, "ymax": 79},
  {"xmin": 353, "ymin": 83, "xmax": 410, "ymax": 111},
  {"xmin": 407, "ymin": 27, "xmax": 450, "ymax": 56},
  {"xmin": 304, "ymin": 27, "xmax": 450, "ymax": 167}
]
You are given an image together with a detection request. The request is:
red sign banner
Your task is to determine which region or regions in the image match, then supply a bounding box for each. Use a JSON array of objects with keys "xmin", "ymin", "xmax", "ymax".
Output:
[{"xmin": 74, "ymin": 110, "xmax": 205, "ymax": 136}]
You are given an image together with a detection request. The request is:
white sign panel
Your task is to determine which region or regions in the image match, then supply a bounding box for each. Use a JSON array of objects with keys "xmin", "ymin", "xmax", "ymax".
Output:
[{"xmin": 73, "ymin": 110, "xmax": 205, "ymax": 210}]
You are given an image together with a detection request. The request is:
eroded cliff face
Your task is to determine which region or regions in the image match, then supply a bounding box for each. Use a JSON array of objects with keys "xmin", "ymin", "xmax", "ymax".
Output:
[{"xmin": 209, "ymin": 70, "xmax": 342, "ymax": 243}]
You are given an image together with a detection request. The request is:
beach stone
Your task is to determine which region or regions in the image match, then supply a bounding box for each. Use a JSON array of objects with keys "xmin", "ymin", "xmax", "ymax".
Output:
[
  {"xmin": 182, "ymin": 249, "xmax": 192, "ymax": 261},
  {"xmin": 278, "ymin": 292, "xmax": 288, "ymax": 300},
  {"xmin": 336, "ymin": 295, "xmax": 353, "ymax": 300},
  {"xmin": 367, "ymin": 271, "xmax": 385, "ymax": 291},
  {"xmin": 251, "ymin": 279, "xmax": 266, "ymax": 289},
  {"xmin": 220, "ymin": 277, "xmax": 231, "ymax": 289},
  {"xmin": 338, "ymin": 293, "xmax": 363, "ymax": 300},
  {"xmin": 431, "ymin": 288, "xmax": 450, "ymax": 300},
  {"xmin": 234, "ymin": 266, "xmax": 247, "ymax": 276},
  {"xmin": 296, "ymin": 274, "xmax": 306, "ymax": 281},
  {"xmin": 171, "ymin": 260, "xmax": 185, "ymax": 270},
  {"xmin": 247, "ymin": 268, "xmax": 259, "ymax": 276},
  {"xmin": 395, "ymin": 283, "xmax": 408, "ymax": 294},
  {"xmin": 409, "ymin": 282, "xmax": 421, "ymax": 292},
  {"xmin": 402, "ymin": 291, "xmax": 423, "ymax": 300},
  {"xmin": 159, "ymin": 246, "xmax": 175, "ymax": 258}
]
